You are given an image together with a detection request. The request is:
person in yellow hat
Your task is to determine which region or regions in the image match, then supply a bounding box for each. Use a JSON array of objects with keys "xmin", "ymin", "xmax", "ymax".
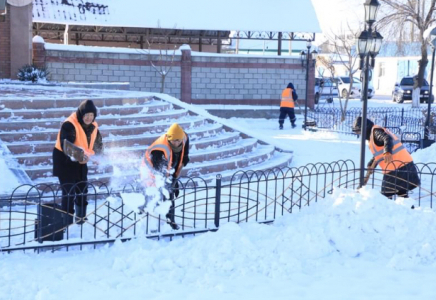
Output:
[{"xmin": 141, "ymin": 123, "xmax": 190, "ymax": 229}]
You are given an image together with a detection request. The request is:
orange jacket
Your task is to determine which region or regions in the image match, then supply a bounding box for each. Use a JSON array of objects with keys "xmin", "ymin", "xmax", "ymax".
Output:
[
  {"xmin": 280, "ymin": 88, "xmax": 295, "ymax": 108},
  {"xmin": 142, "ymin": 133, "xmax": 188, "ymax": 187},
  {"xmin": 55, "ymin": 112, "xmax": 98, "ymax": 158},
  {"xmin": 369, "ymin": 125, "xmax": 412, "ymax": 173}
]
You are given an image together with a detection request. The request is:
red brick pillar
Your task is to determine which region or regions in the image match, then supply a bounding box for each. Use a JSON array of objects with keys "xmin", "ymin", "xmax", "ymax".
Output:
[
  {"xmin": 9, "ymin": 2, "xmax": 32, "ymax": 79},
  {"xmin": 0, "ymin": 3, "xmax": 11, "ymax": 79},
  {"xmin": 180, "ymin": 45, "xmax": 192, "ymax": 104},
  {"xmin": 32, "ymin": 36, "xmax": 46, "ymax": 69}
]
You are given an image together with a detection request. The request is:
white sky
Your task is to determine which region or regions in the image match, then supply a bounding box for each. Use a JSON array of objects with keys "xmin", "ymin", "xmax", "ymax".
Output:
[
  {"xmin": 1, "ymin": 84, "xmax": 436, "ymax": 299},
  {"xmin": 312, "ymin": 0, "xmax": 363, "ymax": 33}
]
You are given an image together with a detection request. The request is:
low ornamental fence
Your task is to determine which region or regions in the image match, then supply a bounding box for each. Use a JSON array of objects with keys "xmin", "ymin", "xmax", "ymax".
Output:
[
  {"xmin": 1, "ymin": 160, "xmax": 435, "ymax": 253},
  {"xmin": 307, "ymin": 107, "xmax": 436, "ymax": 152}
]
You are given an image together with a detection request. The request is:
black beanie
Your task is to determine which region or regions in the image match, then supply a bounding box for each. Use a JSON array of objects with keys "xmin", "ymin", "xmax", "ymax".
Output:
[
  {"xmin": 352, "ymin": 116, "xmax": 374, "ymax": 140},
  {"xmin": 76, "ymin": 100, "xmax": 97, "ymax": 123}
]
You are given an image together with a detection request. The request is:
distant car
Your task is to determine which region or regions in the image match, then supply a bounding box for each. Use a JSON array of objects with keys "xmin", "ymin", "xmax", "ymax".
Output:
[
  {"xmin": 314, "ymin": 77, "xmax": 339, "ymax": 104},
  {"xmin": 335, "ymin": 76, "xmax": 362, "ymax": 99},
  {"xmin": 392, "ymin": 76, "xmax": 434, "ymax": 104}
]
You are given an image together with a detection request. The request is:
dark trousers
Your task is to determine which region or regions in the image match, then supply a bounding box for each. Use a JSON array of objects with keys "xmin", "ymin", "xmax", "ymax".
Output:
[
  {"xmin": 163, "ymin": 180, "xmax": 181, "ymax": 223},
  {"xmin": 381, "ymin": 162, "xmax": 420, "ymax": 198},
  {"xmin": 58, "ymin": 177, "xmax": 88, "ymax": 214},
  {"xmin": 278, "ymin": 107, "xmax": 296, "ymax": 126}
]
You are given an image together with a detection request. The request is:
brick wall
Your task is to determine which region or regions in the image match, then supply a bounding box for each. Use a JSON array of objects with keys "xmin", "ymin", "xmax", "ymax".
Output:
[
  {"xmin": 0, "ymin": 4, "xmax": 11, "ymax": 79},
  {"xmin": 189, "ymin": 55, "xmax": 306, "ymax": 105},
  {"xmin": 45, "ymin": 48, "xmax": 182, "ymax": 98},
  {"xmin": 44, "ymin": 44, "xmax": 315, "ymax": 108}
]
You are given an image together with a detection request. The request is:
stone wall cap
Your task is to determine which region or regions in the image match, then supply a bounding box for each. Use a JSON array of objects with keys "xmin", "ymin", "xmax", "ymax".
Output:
[
  {"xmin": 179, "ymin": 44, "xmax": 191, "ymax": 51},
  {"xmin": 7, "ymin": 0, "xmax": 32, "ymax": 7},
  {"xmin": 32, "ymin": 35, "xmax": 45, "ymax": 44}
]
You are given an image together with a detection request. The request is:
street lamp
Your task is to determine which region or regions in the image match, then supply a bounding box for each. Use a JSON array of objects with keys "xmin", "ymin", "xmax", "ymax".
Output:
[
  {"xmin": 300, "ymin": 40, "xmax": 318, "ymax": 130},
  {"xmin": 423, "ymin": 25, "xmax": 436, "ymax": 147},
  {"xmin": 356, "ymin": 0, "xmax": 383, "ymax": 188}
]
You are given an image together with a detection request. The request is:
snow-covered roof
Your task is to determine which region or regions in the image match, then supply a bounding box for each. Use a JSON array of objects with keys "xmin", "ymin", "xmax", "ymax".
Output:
[{"xmin": 32, "ymin": 0, "xmax": 321, "ymax": 33}]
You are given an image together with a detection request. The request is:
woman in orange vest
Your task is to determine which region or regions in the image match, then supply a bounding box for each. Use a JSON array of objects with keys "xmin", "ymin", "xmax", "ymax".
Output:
[
  {"xmin": 141, "ymin": 123, "xmax": 190, "ymax": 230},
  {"xmin": 53, "ymin": 100, "xmax": 103, "ymax": 226},
  {"xmin": 279, "ymin": 82, "xmax": 298, "ymax": 129},
  {"xmin": 352, "ymin": 117, "xmax": 420, "ymax": 199}
]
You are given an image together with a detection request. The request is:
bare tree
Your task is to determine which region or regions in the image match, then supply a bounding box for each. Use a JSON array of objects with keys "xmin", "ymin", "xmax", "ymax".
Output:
[
  {"xmin": 324, "ymin": 23, "xmax": 362, "ymax": 121},
  {"xmin": 139, "ymin": 23, "xmax": 178, "ymax": 93},
  {"xmin": 378, "ymin": 0, "xmax": 436, "ymax": 88}
]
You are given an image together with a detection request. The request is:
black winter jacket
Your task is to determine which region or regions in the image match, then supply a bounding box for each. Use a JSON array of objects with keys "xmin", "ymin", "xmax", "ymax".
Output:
[{"xmin": 52, "ymin": 102, "xmax": 103, "ymax": 182}]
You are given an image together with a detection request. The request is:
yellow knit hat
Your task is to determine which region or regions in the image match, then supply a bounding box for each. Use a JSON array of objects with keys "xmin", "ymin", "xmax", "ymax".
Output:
[{"xmin": 167, "ymin": 123, "xmax": 185, "ymax": 140}]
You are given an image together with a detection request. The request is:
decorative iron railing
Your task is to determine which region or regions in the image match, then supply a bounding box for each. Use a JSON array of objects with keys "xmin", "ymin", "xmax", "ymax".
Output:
[
  {"xmin": 1, "ymin": 160, "xmax": 435, "ymax": 253},
  {"xmin": 307, "ymin": 107, "xmax": 436, "ymax": 138}
]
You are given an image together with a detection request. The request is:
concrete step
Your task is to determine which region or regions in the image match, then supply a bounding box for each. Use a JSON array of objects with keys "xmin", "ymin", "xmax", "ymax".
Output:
[
  {"xmin": 6, "ymin": 130, "xmax": 241, "ymax": 155},
  {"xmin": 0, "ymin": 96, "xmax": 154, "ymax": 110},
  {"xmin": 32, "ymin": 144, "xmax": 282, "ymax": 186},
  {"xmin": 15, "ymin": 136, "xmax": 254, "ymax": 167},
  {"xmin": 0, "ymin": 101, "xmax": 171, "ymax": 120},
  {"xmin": 21, "ymin": 138, "xmax": 259, "ymax": 178},
  {"xmin": 0, "ymin": 116, "xmax": 210, "ymax": 142},
  {"xmin": 0, "ymin": 109, "xmax": 189, "ymax": 131}
]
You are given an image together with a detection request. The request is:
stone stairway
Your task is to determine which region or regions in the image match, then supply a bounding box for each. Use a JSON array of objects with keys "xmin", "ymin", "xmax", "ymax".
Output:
[{"xmin": 0, "ymin": 86, "xmax": 293, "ymax": 188}]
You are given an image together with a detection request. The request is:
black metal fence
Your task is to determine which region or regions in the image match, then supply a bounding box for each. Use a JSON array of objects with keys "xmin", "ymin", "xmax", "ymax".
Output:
[
  {"xmin": 307, "ymin": 107, "xmax": 436, "ymax": 152},
  {"xmin": 1, "ymin": 160, "xmax": 435, "ymax": 253}
]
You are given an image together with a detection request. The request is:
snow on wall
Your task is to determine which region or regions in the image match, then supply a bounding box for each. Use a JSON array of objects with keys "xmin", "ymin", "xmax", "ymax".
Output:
[{"xmin": 32, "ymin": 0, "xmax": 321, "ymax": 33}]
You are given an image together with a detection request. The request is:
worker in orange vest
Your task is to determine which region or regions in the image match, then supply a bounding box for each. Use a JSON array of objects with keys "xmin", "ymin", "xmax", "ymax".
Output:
[
  {"xmin": 141, "ymin": 123, "xmax": 190, "ymax": 230},
  {"xmin": 53, "ymin": 100, "xmax": 103, "ymax": 226},
  {"xmin": 352, "ymin": 117, "xmax": 420, "ymax": 199},
  {"xmin": 279, "ymin": 82, "xmax": 298, "ymax": 129}
]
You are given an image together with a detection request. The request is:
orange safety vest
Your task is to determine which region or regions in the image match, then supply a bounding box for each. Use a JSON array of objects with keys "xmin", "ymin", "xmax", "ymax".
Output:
[
  {"xmin": 142, "ymin": 133, "xmax": 187, "ymax": 187},
  {"xmin": 55, "ymin": 112, "xmax": 98, "ymax": 157},
  {"xmin": 280, "ymin": 88, "xmax": 295, "ymax": 108},
  {"xmin": 369, "ymin": 125, "xmax": 412, "ymax": 173}
]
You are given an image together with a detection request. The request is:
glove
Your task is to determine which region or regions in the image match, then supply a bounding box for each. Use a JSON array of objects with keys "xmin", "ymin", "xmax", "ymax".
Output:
[{"xmin": 384, "ymin": 153, "xmax": 393, "ymax": 165}]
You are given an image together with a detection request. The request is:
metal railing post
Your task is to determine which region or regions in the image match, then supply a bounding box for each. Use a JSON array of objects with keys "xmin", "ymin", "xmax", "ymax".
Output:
[{"xmin": 214, "ymin": 175, "xmax": 221, "ymax": 228}]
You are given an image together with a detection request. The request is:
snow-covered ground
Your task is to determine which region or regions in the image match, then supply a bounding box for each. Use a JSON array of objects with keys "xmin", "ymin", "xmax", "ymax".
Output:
[{"xmin": 1, "ymin": 85, "xmax": 436, "ymax": 299}]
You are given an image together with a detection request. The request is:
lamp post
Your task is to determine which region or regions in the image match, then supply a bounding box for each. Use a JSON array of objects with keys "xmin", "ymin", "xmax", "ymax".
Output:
[
  {"xmin": 356, "ymin": 0, "xmax": 383, "ymax": 188},
  {"xmin": 300, "ymin": 40, "xmax": 318, "ymax": 130},
  {"xmin": 423, "ymin": 26, "xmax": 436, "ymax": 147}
]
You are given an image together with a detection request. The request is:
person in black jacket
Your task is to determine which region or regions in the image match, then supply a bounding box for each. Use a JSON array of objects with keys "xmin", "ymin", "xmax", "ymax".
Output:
[
  {"xmin": 141, "ymin": 123, "xmax": 190, "ymax": 230},
  {"xmin": 53, "ymin": 100, "xmax": 103, "ymax": 226},
  {"xmin": 352, "ymin": 116, "xmax": 420, "ymax": 199}
]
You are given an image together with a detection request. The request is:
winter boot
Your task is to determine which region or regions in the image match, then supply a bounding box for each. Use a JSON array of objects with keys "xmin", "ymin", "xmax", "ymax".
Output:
[
  {"xmin": 75, "ymin": 204, "xmax": 88, "ymax": 225},
  {"xmin": 165, "ymin": 212, "xmax": 180, "ymax": 230},
  {"xmin": 279, "ymin": 125, "xmax": 283, "ymax": 130},
  {"xmin": 291, "ymin": 123, "xmax": 297, "ymax": 128}
]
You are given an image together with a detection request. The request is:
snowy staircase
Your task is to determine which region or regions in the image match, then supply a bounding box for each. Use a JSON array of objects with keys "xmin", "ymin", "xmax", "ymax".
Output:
[{"xmin": 0, "ymin": 86, "xmax": 293, "ymax": 187}]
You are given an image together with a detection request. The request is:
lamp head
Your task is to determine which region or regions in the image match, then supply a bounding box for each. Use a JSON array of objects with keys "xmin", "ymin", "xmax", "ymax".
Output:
[
  {"xmin": 356, "ymin": 29, "xmax": 373, "ymax": 56},
  {"xmin": 364, "ymin": 0, "xmax": 380, "ymax": 24}
]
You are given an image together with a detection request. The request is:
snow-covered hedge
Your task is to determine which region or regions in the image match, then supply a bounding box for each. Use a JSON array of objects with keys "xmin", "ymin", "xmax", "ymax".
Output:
[{"xmin": 17, "ymin": 64, "xmax": 50, "ymax": 83}]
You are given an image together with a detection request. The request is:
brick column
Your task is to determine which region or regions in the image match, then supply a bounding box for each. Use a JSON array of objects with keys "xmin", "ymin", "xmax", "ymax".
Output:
[
  {"xmin": 10, "ymin": 3, "xmax": 32, "ymax": 79},
  {"xmin": 0, "ymin": 3, "xmax": 11, "ymax": 79},
  {"xmin": 32, "ymin": 36, "xmax": 46, "ymax": 69},
  {"xmin": 180, "ymin": 46, "xmax": 192, "ymax": 104}
]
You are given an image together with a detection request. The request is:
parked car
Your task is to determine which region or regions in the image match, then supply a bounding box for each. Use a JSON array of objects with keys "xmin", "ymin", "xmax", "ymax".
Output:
[
  {"xmin": 335, "ymin": 76, "xmax": 362, "ymax": 99},
  {"xmin": 392, "ymin": 76, "xmax": 434, "ymax": 104},
  {"xmin": 314, "ymin": 77, "xmax": 339, "ymax": 104}
]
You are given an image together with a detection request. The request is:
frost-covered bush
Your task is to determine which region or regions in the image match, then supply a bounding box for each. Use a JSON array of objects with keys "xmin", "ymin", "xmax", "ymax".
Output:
[{"xmin": 17, "ymin": 64, "xmax": 49, "ymax": 83}]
